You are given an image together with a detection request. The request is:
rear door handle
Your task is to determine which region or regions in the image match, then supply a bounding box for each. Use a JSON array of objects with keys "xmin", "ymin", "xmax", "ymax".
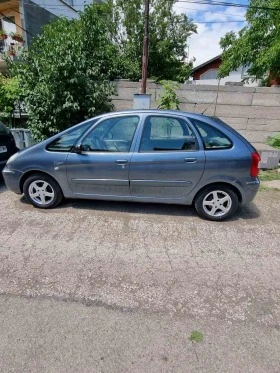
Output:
[
  {"xmin": 115, "ymin": 159, "xmax": 128, "ymax": 165},
  {"xmin": 184, "ymin": 157, "xmax": 197, "ymax": 163}
]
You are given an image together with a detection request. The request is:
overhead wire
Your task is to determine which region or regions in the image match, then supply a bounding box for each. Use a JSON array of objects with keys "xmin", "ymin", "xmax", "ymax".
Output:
[{"xmin": 176, "ymin": 0, "xmax": 280, "ymax": 12}]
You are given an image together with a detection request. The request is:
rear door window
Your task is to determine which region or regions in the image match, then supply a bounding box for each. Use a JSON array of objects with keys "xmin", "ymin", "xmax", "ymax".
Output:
[
  {"xmin": 139, "ymin": 116, "xmax": 198, "ymax": 152},
  {"xmin": 188, "ymin": 118, "xmax": 232, "ymax": 150}
]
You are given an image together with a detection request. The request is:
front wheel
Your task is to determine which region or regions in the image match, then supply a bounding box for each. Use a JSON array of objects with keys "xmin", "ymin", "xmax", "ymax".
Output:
[
  {"xmin": 195, "ymin": 186, "xmax": 239, "ymax": 221},
  {"xmin": 23, "ymin": 174, "xmax": 63, "ymax": 209}
]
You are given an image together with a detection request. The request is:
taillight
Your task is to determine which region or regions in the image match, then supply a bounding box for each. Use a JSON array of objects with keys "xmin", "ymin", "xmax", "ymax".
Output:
[{"xmin": 251, "ymin": 152, "xmax": 261, "ymax": 177}]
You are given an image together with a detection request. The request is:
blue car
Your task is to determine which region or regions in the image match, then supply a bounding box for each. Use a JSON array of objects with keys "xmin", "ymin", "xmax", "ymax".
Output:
[{"xmin": 2, "ymin": 110, "xmax": 260, "ymax": 221}]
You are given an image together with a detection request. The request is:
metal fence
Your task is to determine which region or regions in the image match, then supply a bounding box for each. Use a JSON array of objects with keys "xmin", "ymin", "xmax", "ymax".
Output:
[{"xmin": 10, "ymin": 129, "xmax": 35, "ymax": 150}]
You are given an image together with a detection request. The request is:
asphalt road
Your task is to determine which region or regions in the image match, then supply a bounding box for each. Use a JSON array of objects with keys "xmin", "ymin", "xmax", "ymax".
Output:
[{"xmin": 0, "ymin": 179, "xmax": 280, "ymax": 373}]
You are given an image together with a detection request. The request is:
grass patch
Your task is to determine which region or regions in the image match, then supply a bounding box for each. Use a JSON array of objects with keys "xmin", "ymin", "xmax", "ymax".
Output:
[
  {"xmin": 259, "ymin": 169, "xmax": 280, "ymax": 181},
  {"xmin": 189, "ymin": 330, "xmax": 203, "ymax": 343},
  {"xmin": 259, "ymin": 185, "xmax": 269, "ymax": 192}
]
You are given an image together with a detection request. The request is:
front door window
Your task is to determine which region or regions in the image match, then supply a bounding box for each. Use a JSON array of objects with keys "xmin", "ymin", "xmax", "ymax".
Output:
[{"xmin": 81, "ymin": 116, "xmax": 139, "ymax": 152}]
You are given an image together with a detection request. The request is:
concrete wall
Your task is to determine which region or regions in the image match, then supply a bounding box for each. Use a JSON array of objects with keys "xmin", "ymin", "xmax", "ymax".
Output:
[{"xmin": 112, "ymin": 80, "xmax": 280, "ymax": 145}]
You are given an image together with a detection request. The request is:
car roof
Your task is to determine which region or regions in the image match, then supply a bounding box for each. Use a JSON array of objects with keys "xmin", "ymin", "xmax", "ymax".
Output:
[{"xmin": 93, "ymin": 109, "xmax": 207, "ymax": 120}]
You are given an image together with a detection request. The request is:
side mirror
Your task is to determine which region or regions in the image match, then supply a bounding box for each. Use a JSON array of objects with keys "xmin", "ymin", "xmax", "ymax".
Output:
[{"xmin": 72, "ymin": 144, "xmax": 82, "ymax": 154}]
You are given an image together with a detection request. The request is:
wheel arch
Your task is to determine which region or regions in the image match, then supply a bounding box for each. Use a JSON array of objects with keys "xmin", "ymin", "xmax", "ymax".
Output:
[
  {"xmin": 193, "ymin": 182, "xmax": 243, "ymax": 204},
  {"xmin": 20, "ymin": 170, "xmax": 63, "ymax": 194}
]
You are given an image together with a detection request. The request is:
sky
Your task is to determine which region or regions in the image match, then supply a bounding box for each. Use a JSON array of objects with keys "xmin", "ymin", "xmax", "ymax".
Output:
[{"xmin": 173, "ymin": 0, "xmax": 250, "ymax": 67}]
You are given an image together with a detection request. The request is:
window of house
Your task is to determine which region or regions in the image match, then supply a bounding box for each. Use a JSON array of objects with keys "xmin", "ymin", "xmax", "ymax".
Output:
[
  {"xmin": 241, "ymin": 64, "xmax": 252, "ymax": 79},
  {"xmin": 200, "ymin": 69, "xmax": 219, "ymax": 80}
]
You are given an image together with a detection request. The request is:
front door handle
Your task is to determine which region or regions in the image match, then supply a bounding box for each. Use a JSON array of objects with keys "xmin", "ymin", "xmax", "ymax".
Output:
[
  {"xmin": 115, "ymin": 159, "xmax": 128, "ymax": 165},
  {"xmin": 184, "ymin": 157, "xmax": 197, "ymax": 163}
]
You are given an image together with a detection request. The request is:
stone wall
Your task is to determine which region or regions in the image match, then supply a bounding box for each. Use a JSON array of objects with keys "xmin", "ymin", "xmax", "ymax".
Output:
[{"xmin": 112, "ymin": 80, "xmax": 280, "ymax": 145}]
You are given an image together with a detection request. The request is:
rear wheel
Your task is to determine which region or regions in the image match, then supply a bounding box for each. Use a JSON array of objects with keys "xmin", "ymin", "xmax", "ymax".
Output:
[
  {"xmin": 23, "ymin": 174, "xmax": 63, "ymax": 209},
  {"xmin": 195, "ymin": 185, "xmax": 239, "ymax": 221}
]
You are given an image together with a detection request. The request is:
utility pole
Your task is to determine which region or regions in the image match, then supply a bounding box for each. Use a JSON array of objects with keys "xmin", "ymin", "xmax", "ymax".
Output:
[{"xmin": 141, "ymin": 0, "xmax": 150, "ymax": 94}]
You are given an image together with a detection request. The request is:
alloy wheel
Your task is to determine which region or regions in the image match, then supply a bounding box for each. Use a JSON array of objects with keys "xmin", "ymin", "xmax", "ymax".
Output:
[
  {"xmin": 28, "ymin": 180, "xmax": 55, "ymax": 206},
  {"xmin": 202, "ymin": 190, "xmax": 232, "ymax": 217}
]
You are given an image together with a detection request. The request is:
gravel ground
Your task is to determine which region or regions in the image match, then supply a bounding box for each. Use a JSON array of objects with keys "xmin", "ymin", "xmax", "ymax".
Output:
[{"xmin": 0, "ymin": 179, "xmax": 279, "ymax": 373}]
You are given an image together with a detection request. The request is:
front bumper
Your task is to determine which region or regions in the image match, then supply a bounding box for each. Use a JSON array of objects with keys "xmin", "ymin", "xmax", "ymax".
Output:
[
  {"xmin": 0, "ymin": 160, "xmax": 7, "ymax": 172},
  {"xmin": 2, "ymin": 167, "xmax": 23, "ymax": 194}
]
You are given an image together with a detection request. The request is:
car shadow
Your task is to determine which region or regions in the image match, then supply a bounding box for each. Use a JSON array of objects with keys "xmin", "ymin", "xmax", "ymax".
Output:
[
  {"xmin": 228, "ymin": 203, "xmax": 261, "ymax": 221},
  {"xmin": 17, "ymin": 191, "xmax": 260, "ymax": 220},
  {"xmin": 61, "ymin": 198, "xmax": 198, "ymax": 218},
  {"xmin": 58, "ymin": 197, "xmax": 261, "ymax": 220}
]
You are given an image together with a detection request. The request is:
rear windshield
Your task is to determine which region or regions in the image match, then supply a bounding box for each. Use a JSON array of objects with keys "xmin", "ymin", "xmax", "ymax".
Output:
[{"xmin": 0, "ymin": 122, "xmax": 10, "ymax": 135}]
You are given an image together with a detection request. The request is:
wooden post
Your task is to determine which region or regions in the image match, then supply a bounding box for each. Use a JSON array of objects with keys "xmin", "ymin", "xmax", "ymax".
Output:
[{"xmin": 141, "ymin": 0, "xmax": 150, "ymax": 94}]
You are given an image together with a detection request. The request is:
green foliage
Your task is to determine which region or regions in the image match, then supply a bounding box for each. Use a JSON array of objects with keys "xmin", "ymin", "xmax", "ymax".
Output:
[
  {"xmin": 108, "ymin": 0, "xmax": 196, "ymax": 82},
  {"xmin": 259, "ymin": 169, "xmax": 280, "ymax": 181},
  {"xmin": 0, "ymin": 75, "xmax": 21, "ymax": 120},
  {"xmin": 189, "ymin": 330, "xmax": 204, "ymax": 343},
  {"xmin": 6, "ymin": 1, "xmax": 196, "ymax": 140},
  {"xmin": 157, "ymin": 80, "xmax": 180, "ymax": 110},
  {"xmin": 267, "ymin": 133, "xmax": 280, "ymax": 149},
  {"xmin": 219, "ymin": 0, "xmax": 280, "ymax": 80},
  {"xmin": 10, "ymin": 3, "xmax": 126, "ymax": 141}
]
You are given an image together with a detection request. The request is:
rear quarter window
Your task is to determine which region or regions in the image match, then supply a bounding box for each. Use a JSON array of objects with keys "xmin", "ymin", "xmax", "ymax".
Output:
[{"xmin": 188, "ymin": 118, "xmax": 232, "ymax": 150}]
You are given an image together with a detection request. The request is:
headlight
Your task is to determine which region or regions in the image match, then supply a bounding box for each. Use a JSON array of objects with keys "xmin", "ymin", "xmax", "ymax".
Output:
[{"xmin": 6, "ymin": 152, "xmax": 20, "ymax": 165}]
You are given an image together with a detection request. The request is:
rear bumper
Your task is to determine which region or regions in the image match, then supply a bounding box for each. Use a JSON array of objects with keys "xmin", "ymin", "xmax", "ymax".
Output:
[
  {"xmin": 235, "ymin": 177, "xmax": 260, "ymax": 204},
  {"xmin": 2, "ymin": 167, "xmax": 23, "ymax": 194}
]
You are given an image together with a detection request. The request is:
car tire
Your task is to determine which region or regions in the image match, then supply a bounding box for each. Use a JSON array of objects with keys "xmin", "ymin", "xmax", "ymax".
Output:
[
  {"xmin": 194, "ymin": 185, "xmax": 239, "ymax": 221},
  {"xmin": 23, "ymin": 173, "xmax": 63, "ymax": 209}
]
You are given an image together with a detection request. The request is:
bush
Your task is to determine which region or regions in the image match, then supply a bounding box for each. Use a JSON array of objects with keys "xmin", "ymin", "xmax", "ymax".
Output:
[
  {"xmin": 268, "ymin": 133, "xmax": 280, "ymax": 149},
  {"xmin": 157, "ymin": 80, "xmax": 180, "ymax": 110}
]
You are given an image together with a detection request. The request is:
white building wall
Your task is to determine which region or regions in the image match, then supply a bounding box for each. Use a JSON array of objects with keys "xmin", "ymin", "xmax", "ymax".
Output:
[{"xmin": 193, "ymin": 67, "xmax": 261, "ymax": 87}]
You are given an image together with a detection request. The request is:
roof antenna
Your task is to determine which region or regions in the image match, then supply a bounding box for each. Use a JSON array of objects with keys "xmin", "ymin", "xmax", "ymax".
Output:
[{"xmin": 201, "ymin": 78, "xmax": 221, "ymax": 115}]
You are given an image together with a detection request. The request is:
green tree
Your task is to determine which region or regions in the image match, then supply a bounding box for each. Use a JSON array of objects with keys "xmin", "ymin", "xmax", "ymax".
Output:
[
  {"xmin": 11, "ymin": 3, "xmax": 125, "ymax": 141},
  {"xmin": 219, "ymin": 0, "xmax": 280, "ymax": 82},
  {"xmin": 6, "ymin": 1, "xmax": 196, "ymax": 140},
  {"xmin": 108, "ymin": 0, "xmax": 197, "ymax": 82},
  {"xmin": 0, "ymin": 75, "xmax": 21, "ymax": 122}
]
